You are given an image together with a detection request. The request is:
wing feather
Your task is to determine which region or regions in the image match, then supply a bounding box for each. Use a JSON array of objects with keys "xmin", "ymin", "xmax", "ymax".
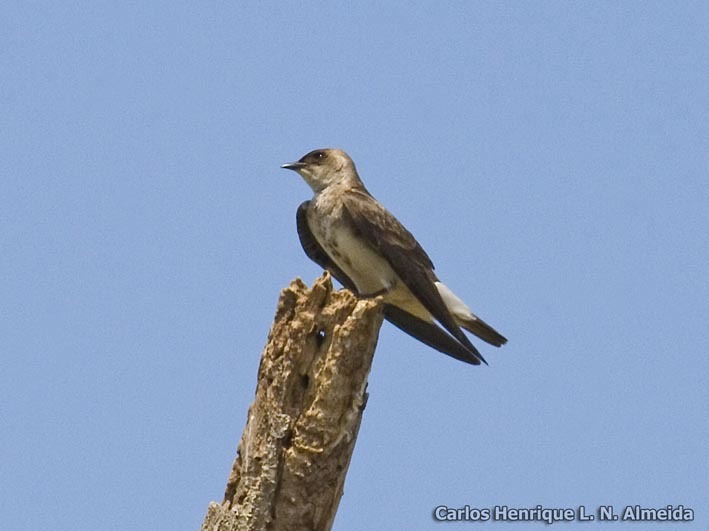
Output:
[
  {"xmin": 340, "ymin": 189, "xmax": 485, "ymax": 363},
  {"xmin": 298, "ymin": 198, "xmax": 485, "ymax": 365}
]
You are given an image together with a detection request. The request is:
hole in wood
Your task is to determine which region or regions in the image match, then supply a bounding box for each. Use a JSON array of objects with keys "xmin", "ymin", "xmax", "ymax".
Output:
[
  {"xmin": 282, "ymin": 429, "xmax": 293, "ymax": 449},
  {"xmin": 315, "ymin": 328, "xmax": 326, "ymax": 347}
]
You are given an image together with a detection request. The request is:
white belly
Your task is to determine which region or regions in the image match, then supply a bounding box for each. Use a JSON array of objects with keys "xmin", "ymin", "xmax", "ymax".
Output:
[
  {"xmin": 307, "ymin": 193, "xmax": 434, "ymax": 322},
  {"xmin": 313, "ymin": 219, "xmax": 395, "ymax": 295}
]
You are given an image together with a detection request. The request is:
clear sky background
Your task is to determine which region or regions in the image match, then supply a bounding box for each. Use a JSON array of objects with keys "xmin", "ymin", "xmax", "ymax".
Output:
[{"xmin": 2, "ymin": 2, "xmax": 708, "ymax": 530}]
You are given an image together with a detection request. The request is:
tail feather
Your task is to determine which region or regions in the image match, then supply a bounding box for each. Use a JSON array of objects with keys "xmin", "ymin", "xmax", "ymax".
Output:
[
  {"xmin": 459, "ymin": 315, "xmax": 507, "ymax": 347},
  {"xmin": 384, "ymin": 305, "xmax": 485, "ymax": 365},
  {"xmin": 436, "ymin": 281, "xmax": 508, "ymax": 347}
]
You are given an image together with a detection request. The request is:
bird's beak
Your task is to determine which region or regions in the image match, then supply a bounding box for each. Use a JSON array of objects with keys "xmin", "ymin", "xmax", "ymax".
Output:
[{"xmin": 281, "ymin": 162, "xmax": 306, "ymax": 171}]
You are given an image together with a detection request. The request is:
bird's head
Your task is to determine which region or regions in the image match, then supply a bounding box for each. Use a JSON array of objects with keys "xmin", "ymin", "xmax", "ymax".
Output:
[{"xmin": 281, "ymin": 148, "xmax": 359, "ymax": 193}]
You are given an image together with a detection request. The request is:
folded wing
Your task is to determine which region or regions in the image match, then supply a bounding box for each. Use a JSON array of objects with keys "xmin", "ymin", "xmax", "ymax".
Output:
[{"xmin": 297, "ymin": 200, "xmax": 483, "ymax": 364}]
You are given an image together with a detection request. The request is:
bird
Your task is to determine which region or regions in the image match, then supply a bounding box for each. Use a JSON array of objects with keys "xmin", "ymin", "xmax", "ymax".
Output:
[{"xmin": 281, "ymin": 148, "xmax": 507, "ymax": 365}]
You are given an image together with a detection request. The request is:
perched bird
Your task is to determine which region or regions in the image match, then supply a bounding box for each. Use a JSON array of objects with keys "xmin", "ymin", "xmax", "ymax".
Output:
[{"xmin": 281, "ymin": 148, "xmax": 506, "ymax": 365}]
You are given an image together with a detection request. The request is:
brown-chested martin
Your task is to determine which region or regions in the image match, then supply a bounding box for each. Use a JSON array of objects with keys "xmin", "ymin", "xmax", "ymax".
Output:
[{"xmin": 281, "ymin": 148, "xmax": 507, "ymax": 365}]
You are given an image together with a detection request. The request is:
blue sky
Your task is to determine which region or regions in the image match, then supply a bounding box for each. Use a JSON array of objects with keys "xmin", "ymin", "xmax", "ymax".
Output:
[{"xmin": 2, "ymin": 2, "xmax": 707, "ymax": 530}]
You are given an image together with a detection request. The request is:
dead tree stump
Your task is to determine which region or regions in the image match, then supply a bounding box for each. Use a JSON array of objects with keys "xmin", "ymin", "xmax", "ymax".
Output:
[{"xmin": 201, "ymin": 273, "xmax": 384, "ymax": 531}]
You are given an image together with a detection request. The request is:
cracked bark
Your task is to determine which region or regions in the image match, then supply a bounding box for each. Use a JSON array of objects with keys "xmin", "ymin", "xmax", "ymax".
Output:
[{"xmin": 201, "ymin": 273, "xmax": 384, "ymax": 531}]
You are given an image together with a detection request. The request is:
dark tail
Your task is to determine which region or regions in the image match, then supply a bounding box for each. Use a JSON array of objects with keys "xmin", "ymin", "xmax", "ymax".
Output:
[
  {"xmin": 384, "ymin": 305, "xmax": 486, "ymax": 365},
  {"xmin": 459, "ymin": 315, "xmax": 507, "ymax": 347}
]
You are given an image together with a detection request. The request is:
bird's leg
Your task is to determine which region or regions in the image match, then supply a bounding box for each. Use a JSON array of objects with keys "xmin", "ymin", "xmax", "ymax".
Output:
[
  {"xmin": 358, "ymin": 278, "xmax": 396, "ymax": 299},
  {"xmin": 358, "ymin": 287, "xmax": 389, "ymax": 299}
]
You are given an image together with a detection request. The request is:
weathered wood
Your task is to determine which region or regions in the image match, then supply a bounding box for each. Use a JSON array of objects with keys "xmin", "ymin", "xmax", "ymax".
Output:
[{"xmin": 201, "ymin": 273, "xmax": 383, "ymax": 531}]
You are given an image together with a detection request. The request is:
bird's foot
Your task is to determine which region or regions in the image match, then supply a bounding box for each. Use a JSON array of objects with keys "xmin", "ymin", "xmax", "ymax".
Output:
[{"xmin": 360, "ymin": 287, "xmax": 389, "ymax": 299}]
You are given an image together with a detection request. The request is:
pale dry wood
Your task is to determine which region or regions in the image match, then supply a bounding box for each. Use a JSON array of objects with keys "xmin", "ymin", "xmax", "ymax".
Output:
[{"xmin": 201, "ymin": 273, "xmax": 383, "ymax": 531}]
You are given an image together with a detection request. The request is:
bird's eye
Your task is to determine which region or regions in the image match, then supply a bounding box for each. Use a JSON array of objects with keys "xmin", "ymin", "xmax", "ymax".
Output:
[{"xmin": 314, "ymin": 151, "xmax": 325, "ymax": 160}]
